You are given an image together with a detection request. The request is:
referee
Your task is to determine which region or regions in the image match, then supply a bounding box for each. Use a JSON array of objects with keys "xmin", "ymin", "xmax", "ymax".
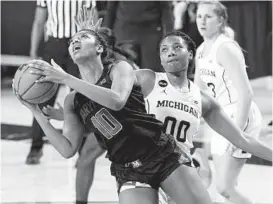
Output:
[{"xmin": 26, "ymin": 0, "xmax": 92, "ymax": 165}]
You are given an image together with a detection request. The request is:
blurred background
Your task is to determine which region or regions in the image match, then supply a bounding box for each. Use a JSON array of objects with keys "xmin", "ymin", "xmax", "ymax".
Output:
[{"xmin": 1, "ymin": 1, "xmax": 272, "ymax": 204}]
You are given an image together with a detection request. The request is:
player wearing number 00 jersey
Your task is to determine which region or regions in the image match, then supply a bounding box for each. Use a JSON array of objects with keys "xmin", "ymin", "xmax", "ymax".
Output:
[{"xmin": 145, "ymin": 72, "xmax": 202, "ymax": 155}]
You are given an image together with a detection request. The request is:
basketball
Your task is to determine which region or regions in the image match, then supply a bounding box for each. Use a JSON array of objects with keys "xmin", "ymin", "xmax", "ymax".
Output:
[{"xmin": 13, "ymin": 59, "xmax": 58, "ymax": 104}]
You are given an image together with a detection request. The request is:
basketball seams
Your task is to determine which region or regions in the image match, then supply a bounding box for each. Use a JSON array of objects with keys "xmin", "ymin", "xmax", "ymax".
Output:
[
  {"xmin": 20, "ymin": 74, "xmax": 44, "ymax": 97},
  {"xmin": 25, "ymin": 83, "xmax": 57, "ymax": 101},
  {"xmin": 14, "ymin": 64, "xmax": 29, "ymax": 93},
  {"xmin": 13, "ymin": 60, "xmax": 58, "ymax": 104}
]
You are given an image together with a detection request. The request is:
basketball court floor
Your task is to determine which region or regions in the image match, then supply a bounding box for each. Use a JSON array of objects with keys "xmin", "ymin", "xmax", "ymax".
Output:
[{"xmin": 1, "ymin": 75, "xmax": 272, "ymax": 204}]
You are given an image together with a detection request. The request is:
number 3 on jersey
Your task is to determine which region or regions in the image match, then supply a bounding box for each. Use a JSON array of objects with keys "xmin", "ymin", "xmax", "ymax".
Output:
[
  {"xmin": 163, "ymin": 116, "xmax": 190, "ymax": 143},
  {"xmin": 207, "ymin": 82, "xmax": 216, "ymax": 97}
]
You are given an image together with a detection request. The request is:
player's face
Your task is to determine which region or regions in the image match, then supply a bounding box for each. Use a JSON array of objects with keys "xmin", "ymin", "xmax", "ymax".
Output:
[
  {"xmin": 68, "ymin": 31, "xmax": 100, "ymax": 63},
  {"xmin": 196, "ymin": 4, "xmax": 222, "ymax": 38},
  {"xmin": 160, "ymin": 36, "xmax": 192, "ymax": 73}
]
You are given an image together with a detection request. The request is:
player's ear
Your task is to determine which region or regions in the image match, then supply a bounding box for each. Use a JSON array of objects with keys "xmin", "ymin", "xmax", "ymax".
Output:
[
  {"xmin": 188, "ymin": 51, "xmax": 193, "ymax": 60},
  {"xmin": 96, "ymin": 44, "xmax": 103, "ymax": 55}
]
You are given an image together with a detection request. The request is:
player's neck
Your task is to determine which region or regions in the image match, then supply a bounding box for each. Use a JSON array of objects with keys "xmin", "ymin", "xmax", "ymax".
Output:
[
  {"xmin": 203, "ymin": 31, "xmax": 220, "ymax": 44},
  {"xmin": 77, "ymin": 58, "xmax": 104, "ymax": 84},
  {"xmin": 166, "ymin": 71, "xmax": 189, "ymax": 91}
]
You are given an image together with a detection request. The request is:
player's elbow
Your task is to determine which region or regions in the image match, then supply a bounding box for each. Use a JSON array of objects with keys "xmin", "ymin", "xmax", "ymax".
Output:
[
  {"xmin": 110, "ymin": 93, "xmax": 127, "ymax": 111},
  {"xmin": 60, "ymin": 147, "xmax": 77, "ymax": 159},
  {"xmin": 112, "ymin": 100, "xmax": 126, "ymax": 111},
  {"xmin": 62, "ymin": 151, "xmax": 76, "ymax": 159}
]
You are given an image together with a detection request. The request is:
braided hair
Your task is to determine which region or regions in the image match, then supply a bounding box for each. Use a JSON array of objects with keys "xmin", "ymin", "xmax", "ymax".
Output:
[{"xmin": 161, "ymin": 30, "xmax": 197, "ymax": 76}]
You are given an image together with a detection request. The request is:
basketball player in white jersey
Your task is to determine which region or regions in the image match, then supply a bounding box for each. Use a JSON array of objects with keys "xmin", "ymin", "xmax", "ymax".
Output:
[
  {"xmin": 135, "ymin": 30, "xmax": 272, "ymax": 204},
  {"xmin": 194, "ymin": 2, "xmax": 264, "ymax": 204}
]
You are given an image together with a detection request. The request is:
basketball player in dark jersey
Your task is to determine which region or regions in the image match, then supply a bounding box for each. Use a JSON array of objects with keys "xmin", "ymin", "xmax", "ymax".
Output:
[{"xmin": 14, "ymin": 7, "xmax": 214, "ymax": 204}]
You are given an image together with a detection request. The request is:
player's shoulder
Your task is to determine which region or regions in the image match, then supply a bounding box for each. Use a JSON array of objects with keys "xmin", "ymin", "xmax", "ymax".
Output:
[
  {"xmin": 64, "ymin": 90, "xmax": 77, "ymax": 109},
  {"xmin": 111, "ymin": 60, "xmax": 134, "ymax": 72},
  {"xmin": 217, "ymin": 34, "xmax": 240, "ymax": 52},
  {"xmin": 217, "ymin": 40, "xmax": 244, "ymax": 63}
]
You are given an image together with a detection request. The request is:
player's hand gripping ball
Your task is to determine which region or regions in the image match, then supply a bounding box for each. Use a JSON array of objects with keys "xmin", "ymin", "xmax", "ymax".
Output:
[{"xmin": 13, "ymin": 59, "xmax": 58, "ymax": 104}]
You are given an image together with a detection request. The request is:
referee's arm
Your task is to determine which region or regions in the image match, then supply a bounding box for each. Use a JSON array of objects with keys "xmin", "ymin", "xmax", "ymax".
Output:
[{"xmin": 30, "ymin": 6, "xmax": 47, "ymax": 58}]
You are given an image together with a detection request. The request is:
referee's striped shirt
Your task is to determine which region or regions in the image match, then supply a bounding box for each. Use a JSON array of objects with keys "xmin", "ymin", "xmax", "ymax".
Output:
[{"xmin": 37, "ymin": 0, "xmax": 95, "ymax": 39}]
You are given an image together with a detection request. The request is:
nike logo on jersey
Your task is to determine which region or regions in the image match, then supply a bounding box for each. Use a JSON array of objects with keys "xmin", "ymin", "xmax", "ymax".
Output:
[
  {"xmin": 161, "ymin": 89, "xmax": 167, "ymax": 95},
  {"xmin": 156, "ymin": 100, "xmax": 199, "ymax": 119}
]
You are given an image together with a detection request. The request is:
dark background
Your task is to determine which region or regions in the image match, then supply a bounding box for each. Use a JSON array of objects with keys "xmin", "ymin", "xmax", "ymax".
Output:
[{"xmin": 1, "ymin": 1, "xmax": 272, "ymax": 79}]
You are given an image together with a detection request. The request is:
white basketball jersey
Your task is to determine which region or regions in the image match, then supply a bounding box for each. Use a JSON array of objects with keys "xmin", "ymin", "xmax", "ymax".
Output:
[
  {"xmin": 196, "ymin": 34, "xmax": 239, "ymax": 106},
  {"xmin": 145, "ymin": 73, "xmax": 202, "ymax": 154}
]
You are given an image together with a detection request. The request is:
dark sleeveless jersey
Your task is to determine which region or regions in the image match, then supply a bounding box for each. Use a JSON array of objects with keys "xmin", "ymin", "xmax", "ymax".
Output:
[{"xmin": 74, "ymin": 64, "xmax": 165, "ymax": 164}]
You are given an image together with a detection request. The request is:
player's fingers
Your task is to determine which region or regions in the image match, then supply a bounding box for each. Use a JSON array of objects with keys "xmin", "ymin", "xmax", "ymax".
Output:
[
  {"xmin": 94, "ymin": 18, "xmax": 102, "ymax": 31},
  {"xmin": 56, "ymin": 102, "xmax": 63, "ymax": 110},
  {"xmin": 51, "ymin": 59, "xmax": 62, "ymax": 70},
  {"xmin": 28, "ymin": 64, "xmax": 46, "ymax": 71},
  {"xmin": 30, "ymin": 70, "xmax": 45, "ymax": 76},
  {"xmin": 42, "ymin": 106, "xmax": 50, "ymax": 114},
  {"xmin": 35, "ymin": 76, "xmax": 49, "ymax": 83},
  {"xmin": 74, "ymin": 16, "xmax": 80, "ymax": 28},
  {"xmin": 46, "ymin": 104, "xmax": 55, "ymax": 109},
  {"xmin": 89, "ymin": 6, "xmax": 95, "ymax": 24},
  {"xmin": 83, "ymin": 5, "xmax": 88, "ymax": 21}
]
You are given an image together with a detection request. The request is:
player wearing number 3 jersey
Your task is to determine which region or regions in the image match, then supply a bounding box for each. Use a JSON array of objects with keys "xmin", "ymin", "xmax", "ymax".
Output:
[
  {"xmin": 194, "ymin": 2, "xmax": 263, "ymax": 204},
  {"xmin": 135, "ymin": 30, "xmax": 272, "ymax": 204}
]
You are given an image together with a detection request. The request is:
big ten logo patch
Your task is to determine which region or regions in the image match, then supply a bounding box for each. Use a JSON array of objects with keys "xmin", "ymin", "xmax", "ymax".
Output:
[{"xmin": 158, "ymin": 80, "xmax": 168, "ymax": 88}]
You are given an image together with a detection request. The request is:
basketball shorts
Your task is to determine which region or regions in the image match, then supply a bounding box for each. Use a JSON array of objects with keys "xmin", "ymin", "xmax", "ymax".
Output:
[
  {"xmin": 110, "ymin": 133, "xmax": 192, "ymax": 194},
  {"xmin": 208, "ymin": 101, "xmax": 262, "ymax": 159}
]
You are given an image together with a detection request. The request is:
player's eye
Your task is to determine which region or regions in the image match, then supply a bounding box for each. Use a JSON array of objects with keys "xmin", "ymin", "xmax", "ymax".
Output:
[
  {"xmin": 161, "ymin": 47, "xmax": 167, "ymax": 52},
  {"xmin": 175, "ymin": 45, "xmax": 182, "ymax": 49},
  {"xmin": 80, "ymin": 33, "xmax": 89, "ymax": 39}
]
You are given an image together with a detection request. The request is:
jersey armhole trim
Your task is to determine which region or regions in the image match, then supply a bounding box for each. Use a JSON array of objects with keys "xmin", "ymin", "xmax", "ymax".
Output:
[{"xmin": 144, "ymin": 71, "xmax": 157, "ymax": 99}]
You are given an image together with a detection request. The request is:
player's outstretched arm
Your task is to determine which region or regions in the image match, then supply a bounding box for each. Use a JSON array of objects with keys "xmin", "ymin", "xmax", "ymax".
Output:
[
  {"xmin": 15, "ymin": 88, "xmax": 85, "ymax": 158},
  {"xmin": 201, "ymin": 90, "xmax": 272, "ymax": 162},
  {"xmin": 31, "ymin": 59, "xmax": 136, "ymax": 111},
  {"xmin": 65, "ymin": 60, "xmax": 136, "ymax": 111}
]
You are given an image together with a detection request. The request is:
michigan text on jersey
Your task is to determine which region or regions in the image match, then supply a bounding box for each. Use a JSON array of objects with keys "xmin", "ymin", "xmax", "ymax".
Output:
[
  {"xmin": 200, "ymin": 69, "xmax": 216, "ymax": 77},
  {"xmin": 156, "ymin": 100, "xmax": 199, "ymax": 118}
]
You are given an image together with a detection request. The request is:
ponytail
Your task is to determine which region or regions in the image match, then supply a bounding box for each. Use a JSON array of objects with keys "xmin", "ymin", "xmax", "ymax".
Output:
[{"xmin": 222, "ymin": 26, "xmax": 235, "ymax": 40}]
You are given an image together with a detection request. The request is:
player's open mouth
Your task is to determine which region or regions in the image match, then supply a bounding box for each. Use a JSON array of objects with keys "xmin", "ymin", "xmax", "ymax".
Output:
[
  {"xmin": 167, "ymin": 59, "xmax": 179, "ymax": 63},
  {"xmin": 73, "ymin": 44, "xmax": 81, "ymax": 52}
]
